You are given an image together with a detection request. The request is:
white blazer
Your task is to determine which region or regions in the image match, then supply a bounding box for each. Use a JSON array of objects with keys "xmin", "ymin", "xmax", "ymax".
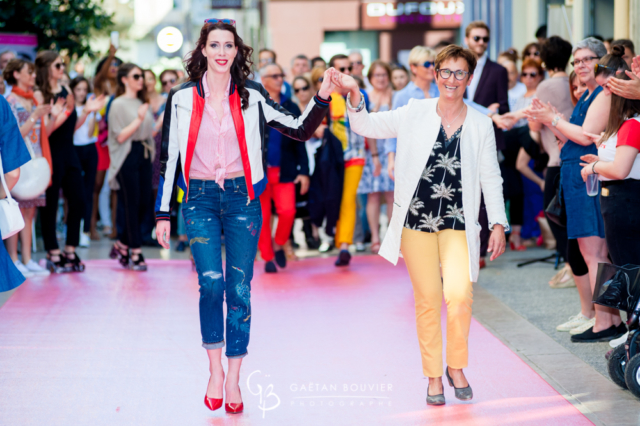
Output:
[{"xmin": 347, "ymin": 97, "xmax": 509, "ymax": 282}]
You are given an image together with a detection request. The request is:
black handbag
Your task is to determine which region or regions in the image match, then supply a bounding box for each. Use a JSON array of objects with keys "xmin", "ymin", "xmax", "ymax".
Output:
[
  {"xmin": 545, "ymin": 174, "xmax": 566, "ymax": 227},
  {"xmin": 593, "ymin": 263, "xmax": 640, "ymax": 314}
]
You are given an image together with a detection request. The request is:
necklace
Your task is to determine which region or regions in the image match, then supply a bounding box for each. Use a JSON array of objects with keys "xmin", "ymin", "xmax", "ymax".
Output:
[{"xmin": 437, "ymin": 103, "xmax": 465, "ymax": 128}]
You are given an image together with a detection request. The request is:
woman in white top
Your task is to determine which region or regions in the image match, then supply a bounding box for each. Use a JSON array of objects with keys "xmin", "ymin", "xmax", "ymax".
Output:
[
  {"xmin": 71, "ymin": 76, "xmax": 102, "ymax": 246},
  {"xmin": 580, "ymin": 45, "xmax": 640, "ymax": 270},
  {"xmin": 332, "ymin": 45, "xmax": 508, "ymax": 406}
]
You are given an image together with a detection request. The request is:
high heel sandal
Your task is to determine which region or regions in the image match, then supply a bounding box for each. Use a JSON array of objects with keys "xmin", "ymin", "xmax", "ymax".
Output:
[
  {"xmin": 110, "ymin": 243, "xmax": 130, "ymax": 269},
  {"xmin": 129, "ymin": 252, "xmax": 148, "ymax": 272},
  {"xmin": 63, "ymin": 251, "xmax": 86, "ymax": 272},
  {"xmin": 509, "ymin": 232, "xmax": 526, "ymax": 251},
  {"xmin": 45, "ymin": 251, "xmax": 73, "ymax": 274},
  {"xmin": 445, "ymin": 366, "xmax": 473, "ymax": 401}
]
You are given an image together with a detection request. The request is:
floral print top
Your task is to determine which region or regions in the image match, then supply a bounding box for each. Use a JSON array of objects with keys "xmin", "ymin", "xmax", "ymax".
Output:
[{"xmin": 404, "ymin": 124, "xmax": 465, "ymax": 233}]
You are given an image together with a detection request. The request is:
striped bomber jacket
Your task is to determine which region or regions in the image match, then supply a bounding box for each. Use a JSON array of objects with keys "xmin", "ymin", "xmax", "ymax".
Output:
[{"xmin": 155, "ymin": 77, "xmax": 330, "ymax": 221}]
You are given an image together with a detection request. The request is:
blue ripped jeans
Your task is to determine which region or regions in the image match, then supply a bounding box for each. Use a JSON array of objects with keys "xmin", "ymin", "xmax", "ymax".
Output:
[{"xmin": 182, "ymin": 178, "xmax": 262, "ymax": 358}]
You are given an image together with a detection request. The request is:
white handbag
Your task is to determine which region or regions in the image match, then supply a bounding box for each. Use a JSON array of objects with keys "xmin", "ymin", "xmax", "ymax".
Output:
[
  {"xmin": 11, "ymin": 138, "xmax": 50, "ymax": 200},
  {"xmin": 0, "ymin": 152, "xmax": 26, "ymax": 240}
]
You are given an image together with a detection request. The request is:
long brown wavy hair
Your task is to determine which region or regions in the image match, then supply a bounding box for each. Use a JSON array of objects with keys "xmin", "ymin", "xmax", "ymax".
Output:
[
  {"xmin": 596, "ymin": 45, "xmax": 640, "ymax": 143},
  {"xmin": 35, "ymin": 50, "xmax": 60, "ymax": 103},
  {"xmin": 184, "ymin": 22, "xmax": 253, "ymax": 110},
  {"xmin": 115, "ymin": 63, "xmax": 148, "ymax": 103}
]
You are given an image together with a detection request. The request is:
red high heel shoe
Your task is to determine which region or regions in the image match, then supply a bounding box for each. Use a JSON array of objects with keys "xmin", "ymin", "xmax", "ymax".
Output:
[
  {"xmin": 204, "ymin": 395, "xmax": 223, "ymax": 411},
  {"xmin": 225, "ymin": 390, "xmax": 244, "ymax": 414},
  {"xmin": 509, "ymin": 242, "xmax": 526, "ymax": 251}
]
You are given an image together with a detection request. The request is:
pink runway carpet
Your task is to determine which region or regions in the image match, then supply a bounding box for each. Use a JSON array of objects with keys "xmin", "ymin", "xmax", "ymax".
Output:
[{"xmin": 0, "ymin": 257, "xmax": 592, "ymax": 426}]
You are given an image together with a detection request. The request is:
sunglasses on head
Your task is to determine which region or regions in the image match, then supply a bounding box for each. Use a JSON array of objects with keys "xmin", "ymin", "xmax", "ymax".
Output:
[
  {"xmin": 162, "ymin": 78, "xmax": 176, "ymax": 86},
  {"xmin": 54, "ymin": 62, "xmax": 65, "ymax": 70},
  {"xmin": 339, "ymin": 66, "xmax": 353, "ymax": 73},
  {"xmin": 204, "ymin": 18, "xmax": 236, "ymax": 27},
  {"xmin": 521, "ymin": 72, "xmax": 538, "ymax": 78},
  {"xmin": 131, "ymin": 73, "xmax": 143, "ymax": 81},
  {"xmin": 472, "ymin": 36, "xmax": 490, "ymax": 43},
  {"xmin": 294, "ymin": 85, "xmax": 310, "ymax": 93},
  {"xmin": 594, "ymin": 64, "xmax": 618, "ymax": 74}
]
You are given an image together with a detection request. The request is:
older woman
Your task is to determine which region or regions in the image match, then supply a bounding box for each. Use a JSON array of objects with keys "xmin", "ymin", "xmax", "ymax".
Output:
[
  {"xmin": 526, "ymin": 38, "xmax": 624, "ymax": 343},
  {"xmin": 334, "ymin": 45, "xmax": 508, "ymax": 406}
]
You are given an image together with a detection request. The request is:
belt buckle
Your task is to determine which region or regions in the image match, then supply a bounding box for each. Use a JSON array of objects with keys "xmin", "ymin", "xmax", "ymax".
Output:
[{"xmin": 601, "ymin": 187, "xmax": 610, "ymax": 197}]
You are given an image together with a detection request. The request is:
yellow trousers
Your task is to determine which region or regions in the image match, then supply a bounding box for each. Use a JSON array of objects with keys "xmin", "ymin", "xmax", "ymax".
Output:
[
  {"xmin": 401, "ymin": 227, "xmax": 473, "ymax": 378},
  {"xmin": 335, "ymin": 164, "xmax": 364, "ymax": 246}
]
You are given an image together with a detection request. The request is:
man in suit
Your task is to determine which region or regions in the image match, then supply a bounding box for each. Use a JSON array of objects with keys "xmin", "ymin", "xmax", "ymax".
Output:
[{"xmin": 464, "ymin": 21, "xmax": 510, "ymax": 268}]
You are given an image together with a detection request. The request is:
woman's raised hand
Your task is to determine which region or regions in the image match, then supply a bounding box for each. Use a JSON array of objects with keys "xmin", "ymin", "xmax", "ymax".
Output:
[
  {"xmin": 50, "ymin": 96, "xmax": 66, "ymax": 117},
  {"xmin": 524, "ymin": 98, "xmax": 554, "ymax": 126},
  {"xmin": 318, "ymin": 68, "xmax": 338, "ymax": 100},
  {"xmin": 85, "ymin": 94, "xmax": 107, "ymax": 113},
  {"xmin": 33, "ymin": 103, "xmax": 51, "ymax": 119},
  {"xmin": 583, "ymin": 131, "xmax": 604, "ymax": 146},
  {"xmin": 330, "ymin": 69, "xmax": 359, "ymax": 93},
  {"xmin": 138, "ymin": 103, "xmax": 150, "ymax": 120}
]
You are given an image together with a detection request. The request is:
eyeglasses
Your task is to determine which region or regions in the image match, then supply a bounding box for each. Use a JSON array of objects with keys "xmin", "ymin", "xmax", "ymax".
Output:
[
  {"xmin": 259, "ymin": 58, "xmax": 274, "ymax": 65},
  {"xmin": 162, "ymin": 78, "xmax": 176, "ymax": 86},
  {"xmin": 131, "ymin": 73, "xmax": 143, "ymax": 81},
  {"xmin": 351, "ymin": 61, "xmax": 363, "ymax": 66},
  {"xmin": 521, "ymin": 72, "xmax": 539, "ymax": 78},
  {"xmin": 204, "ymin": 18, "xmax": 236, "ymax": 27},
  {"xmin": 294, "ymin": 85, "xmax": 310, "ymax": 93},
  {"xmin": 436, "ymin": 68, "xmax": 470, "ymax": 80},
  {"xmin": 571, "ymin": 56, "xmax": 599, "ymax": 67},
  {"xmin": 472, "ymin": 36, "xmax": 490, "ymax": 43},
  {"xmin": 526, "ymin": 51, "xmax": 540, "ymax": 57},
  {"xmin": 264, "ymin": 73, "xmax": 285, "ymax": 79},
  {"xmin": 339, "ymin": 66, "xmax": 353, "ymax": 73},
  {"xmin": 594, "ymin": 64, "xmax": 618, "ymax": 74},
  {"xmin": 54, "ymin": 63, "xmax": 65, "ymax": 70}
]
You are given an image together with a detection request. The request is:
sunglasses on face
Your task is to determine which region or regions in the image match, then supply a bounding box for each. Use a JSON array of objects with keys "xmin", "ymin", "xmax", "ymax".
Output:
[
  {"xmin": 339, "ymin": 66, "xmax": 353, "ymax": 73},
  {"xmin": 204, "ymin": 18, "xmax": 236, "ymax": 27},
  {"xmin": 264, "ymin": 73, "xmax": 285, "ymax": 79},
  {"xmin": 527, "ymin": 51, "xmax": 540, "ymax": 57},
  {"xmin": 472, "ymin": 36, "xmax": 490, "ymax": 43},
  {"xmin": 259, "ymin": 58, "xmax": 274, "ymax": 65},
  {"xmin": 131, "ymin": 73, "xmax": 143, "ymax": 81},
  {"xmin": 54, "ymin": 62, "xmax": 65, "ymax": 70},
  {"xmin": 571, "ymin": 56, "xmax": 599, "ymax": 67},
  {"xmin": 437, "ymin": 68, "xmax": 470, "ymax": 80},
  {"xmin": 521, "ymin": 72, "xmax": 538, "ymax": 78},
  {"xmin": 162, "ymin": 79, "xmax": 176, "ymax": 86},
  {"xmin": 422, "ymin": 61, "xmax": 434, "ymax": 68},
  {"xmin": 351, "ymin": 61, "xmax": 363, "ymax": 66},
  {"xmin": 294, "ymin": 85, "xmax": 310, "ymax": 93}
]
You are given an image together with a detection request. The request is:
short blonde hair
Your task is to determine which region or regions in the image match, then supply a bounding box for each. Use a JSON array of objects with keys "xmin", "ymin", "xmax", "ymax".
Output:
[{"xmin": 408, "ymin": 46, "xmax": 436, "ymax": 68}]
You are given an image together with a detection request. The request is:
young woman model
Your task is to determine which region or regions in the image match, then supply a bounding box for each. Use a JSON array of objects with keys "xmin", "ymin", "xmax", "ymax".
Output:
[
  {"xmin": 35, "ymin": 51, "xmax": 103, "ymax": 273},
  {"xmin": 336, "ymin": 45, "xmax": 508, "ymax": 406},
  {"xmin": 3, "ymin": 59, "xmax": 52, "ymax": 277},
  {"xmin": 108, "ymin": 63, "xmax": 155, "ymax": 271},
  {"xmin": 154, "ymin": 19, "xmax": 334, "ymax": 413},
  {"xmin": 71, "ymin": 76, "xmax": 103, "ymax": 246}
]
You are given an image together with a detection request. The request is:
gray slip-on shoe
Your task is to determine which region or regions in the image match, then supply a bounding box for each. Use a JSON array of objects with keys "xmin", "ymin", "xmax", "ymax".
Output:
[
  {"xmin": 426, "ymin": 393, "xmax": 446, "ymax": 406},
  {"xmin": 446, "ymin": 367, "xmax": 473, "ymax": 401}
]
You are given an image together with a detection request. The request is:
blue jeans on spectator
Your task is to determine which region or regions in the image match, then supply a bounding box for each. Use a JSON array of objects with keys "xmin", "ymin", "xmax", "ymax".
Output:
[{"xmin": 182, "ymin": 178, "xmax": 262, "ymax": 358}]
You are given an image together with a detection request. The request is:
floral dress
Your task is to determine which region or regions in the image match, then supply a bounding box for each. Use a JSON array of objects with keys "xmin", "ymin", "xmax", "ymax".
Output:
[
  {"xmin": 405, "ymin": 125, "xmax": 465, "ymax": 232},
  {"xmin": 357, "ymin": 102, "xmax": 395, "ymax": 194},
  {"xmin": 6, "ymin": 94, "xmax": 46, "ymax": 208}
]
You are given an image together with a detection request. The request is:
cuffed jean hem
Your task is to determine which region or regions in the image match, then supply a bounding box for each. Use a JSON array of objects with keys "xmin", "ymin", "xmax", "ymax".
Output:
[
  {"xmin": 226, "ymin": 351, "xmax": 248, "ymax": 359},
  {"xmin": 202, "ymin": 340, "xmax": 225, "ymax": 350}
]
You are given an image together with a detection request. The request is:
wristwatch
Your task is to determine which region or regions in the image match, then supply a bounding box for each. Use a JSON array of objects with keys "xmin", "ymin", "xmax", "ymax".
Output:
[{"xmin": 551, "ymin": 115, "xmax": 561, "ymax": 127}]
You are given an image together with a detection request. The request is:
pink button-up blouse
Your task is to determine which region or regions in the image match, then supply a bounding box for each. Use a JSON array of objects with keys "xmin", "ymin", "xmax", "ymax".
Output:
[{"xmin": 189, "ymin": 72, "xmax": 244, "ymax": 187}]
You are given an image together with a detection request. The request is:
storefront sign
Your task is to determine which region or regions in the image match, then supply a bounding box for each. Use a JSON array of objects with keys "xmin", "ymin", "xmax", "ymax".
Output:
[
  {"xmin": 212, "ymin": 0, "xmax": 243, "ymax": 8},
  {"xmin": 361, "ymin": 1, "xmax": 464, "ymax": 30}
]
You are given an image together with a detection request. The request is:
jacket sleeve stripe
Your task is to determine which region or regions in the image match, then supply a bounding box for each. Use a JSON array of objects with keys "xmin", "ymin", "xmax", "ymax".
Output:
[{"xmin": 156, "ymin": 87, "xmax": 181, "ymax": 218}]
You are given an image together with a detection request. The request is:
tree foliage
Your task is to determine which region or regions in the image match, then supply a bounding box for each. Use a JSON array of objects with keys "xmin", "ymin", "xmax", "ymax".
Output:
[{"xmin": 0, "ymin": 0, "xmax": 114, "ymax": 58}]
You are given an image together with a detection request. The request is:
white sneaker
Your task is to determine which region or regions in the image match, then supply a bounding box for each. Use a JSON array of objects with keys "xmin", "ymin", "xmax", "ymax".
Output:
[
  {"xmin": 569, "ymin": 317, "xmax": 597, "ymax": 335},
  {"xmin": 25, "ymin": 259, "xmax": 51, "ymax": 276},
  {"xmin": 556, "ymin": 313, "xmax": 591, "ymax": 332},
  {"xmin": 355, "ymin": 242, "xmax": 366, "ymax": 252},
  {"xmin": 14, "ymin": 260, "xmax": 34, "ymax": 278},
  {"xmin": 610, "ymin": 331, "xmax": 629, "ymax": 348},
  {"xmin": 79, "ymin": 232, "xmax": 91, "ymax": 248}
]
